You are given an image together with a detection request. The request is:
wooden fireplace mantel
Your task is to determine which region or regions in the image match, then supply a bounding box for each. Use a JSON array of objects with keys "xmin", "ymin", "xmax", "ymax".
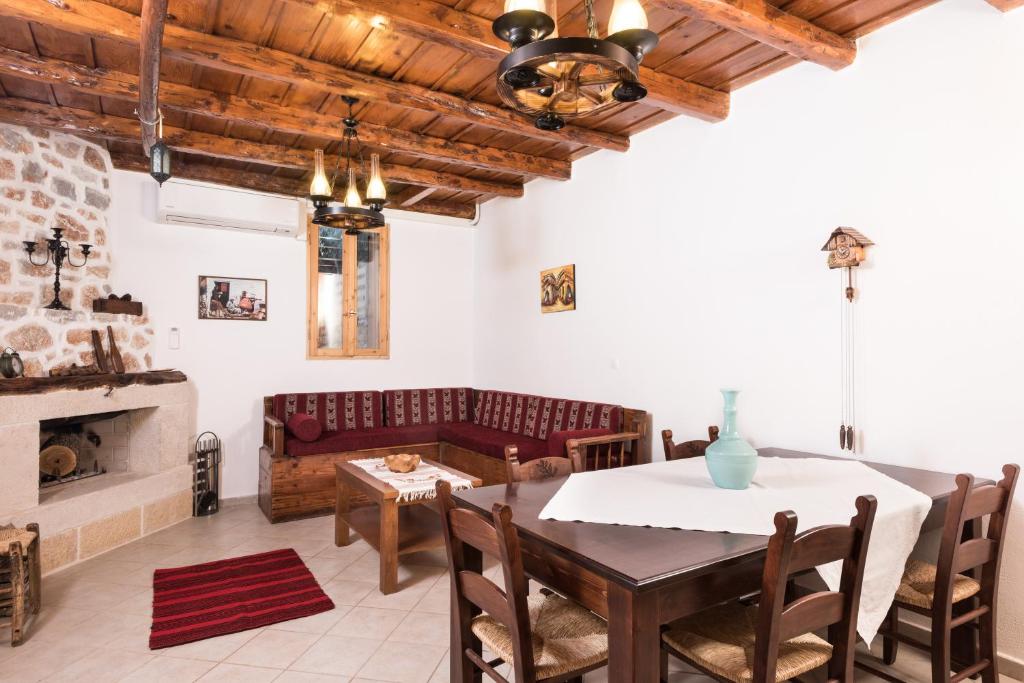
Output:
[{"xmin": 0, "ymin": 370, "xmax": 187, "ymax": 396}]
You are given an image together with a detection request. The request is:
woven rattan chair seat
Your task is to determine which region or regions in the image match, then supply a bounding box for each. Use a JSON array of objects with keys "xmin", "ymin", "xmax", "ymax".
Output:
[
  {"xmin": 894, "ymin": 559, "xmax": 981, "ymax": 610},
  {"xmin": 471, "ymin": 593, "xmax": 608, "ymax": 679},
  {"xmin": 662, "ymin": 602, "xmax": 833, "ymax": 683}
]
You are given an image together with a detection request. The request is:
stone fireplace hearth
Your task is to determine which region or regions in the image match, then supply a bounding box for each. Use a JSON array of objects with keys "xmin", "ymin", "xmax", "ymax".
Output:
[{"xmin": 0, "ymin": 375, "xmax": 195, "ymax": 574}]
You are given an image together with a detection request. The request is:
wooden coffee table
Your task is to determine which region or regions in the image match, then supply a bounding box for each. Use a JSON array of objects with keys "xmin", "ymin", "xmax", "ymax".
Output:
[{"xmin": 334, "ymin": 458, "xmax": 482, "ymax": 594}]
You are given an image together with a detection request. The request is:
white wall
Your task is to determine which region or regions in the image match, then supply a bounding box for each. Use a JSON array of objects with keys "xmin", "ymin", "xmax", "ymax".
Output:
[
  {"xmin": 474, "ymin": 0, "xmax": 1024, "ymax": 664},
  {"xmin": 110, "ymin": 170, "xmax": 475, "ymax": 499}
]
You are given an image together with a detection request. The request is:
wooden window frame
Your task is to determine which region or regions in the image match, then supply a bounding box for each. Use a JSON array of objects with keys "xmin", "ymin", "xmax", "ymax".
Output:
[{"xmin": 306, "ymin": 218, "xmax": 390, "ymax": 359}]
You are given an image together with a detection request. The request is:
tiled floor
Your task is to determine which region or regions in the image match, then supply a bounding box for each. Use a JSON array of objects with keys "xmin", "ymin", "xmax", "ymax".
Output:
[{"xmin": 0, "ymin": 504, "xmax": 1019, "ymax": 682}]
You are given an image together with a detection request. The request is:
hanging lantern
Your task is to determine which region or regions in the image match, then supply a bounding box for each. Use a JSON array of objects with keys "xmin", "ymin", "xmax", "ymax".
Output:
[{"xmin": 149, "ymin": 114, "xmax": 171, "ymax": 186}]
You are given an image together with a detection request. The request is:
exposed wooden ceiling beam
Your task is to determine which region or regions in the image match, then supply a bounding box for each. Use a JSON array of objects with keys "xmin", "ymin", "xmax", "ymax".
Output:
[
  {"xmin": 111, "ymin": 153, "xmax": 478, "ymax": 220},
  {"xmin": 0, "ymin": 97, "xmax": 523, "ymax": 198},
  {"xmin": 985, "ymin": 0, "xmax": 1024, "ymax": 10},
  {"xmin": 396, "ymin": 186, "xmax": 439, "ymax": 208},
  {"xmin": 648, "ymin": 0, "xmax": 856, "ymax": 70},
  {"xmin": 0, "ymin": 48, "xmax": 568, "ymax": 181},
  {"xmin": 285, "ymin": 0, "xmax": 730, "ymax": 121},
  {"xmin": 138, "ymin": 0, "xmax": 167, "ymax": 154},
  {"xmin": 0, "ymin": 0, "xmax": 630, "ymax": 152}
]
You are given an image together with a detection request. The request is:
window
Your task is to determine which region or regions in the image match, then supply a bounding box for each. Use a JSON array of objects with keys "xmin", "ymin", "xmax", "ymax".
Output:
[{"xmin": 307, "ymin": 220, "xmax": 390, "ymax": 358}]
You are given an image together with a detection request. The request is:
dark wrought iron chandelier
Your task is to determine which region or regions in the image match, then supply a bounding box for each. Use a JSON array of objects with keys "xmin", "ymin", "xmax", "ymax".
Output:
[
  {"xmin": 309, "ymin": 96, "xmax": 387, "ymax": 234},
  {"xmin": 493, "ymin": 0, "xmax": 658, "ymax": 131}
]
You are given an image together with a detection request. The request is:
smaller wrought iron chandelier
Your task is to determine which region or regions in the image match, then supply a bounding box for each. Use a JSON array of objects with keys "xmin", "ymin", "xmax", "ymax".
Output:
[
  {"xmin": 493, "ymin": 0, "xmax": 658, "ymax": 131},
  {"xmin": 23, "ymin": 227, "xmax": 92, "ymax": 311},
  {"xmin": 309, "ymin": 96, "xmax": 387, "ymax": 234}
]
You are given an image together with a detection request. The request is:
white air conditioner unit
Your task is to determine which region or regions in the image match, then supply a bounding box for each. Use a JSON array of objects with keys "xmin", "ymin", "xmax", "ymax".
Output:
[{"xmin": 157, "ymin": 178, "xmax": 306, "ymax": 236}]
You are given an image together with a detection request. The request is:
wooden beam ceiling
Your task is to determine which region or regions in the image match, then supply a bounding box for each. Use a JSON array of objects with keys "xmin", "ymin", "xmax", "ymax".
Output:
[
  {"xmin": 647, "ymin": 0, "xmax": 856, "ymax": 70},
  {"xmin": 110, "ymin": 153, "xmax": 478, "ymax": 220},
  {"xmin": 0, "ymin": 97, "xmax": 522, "ymax": 198},
  {"xmin": 0, "ymin": 48, "xmax": 570, "ymax": 181},
  {"xmin": 0, "ymin": 0, "xmax": 631, "ymax": 152},
  {"xmin": 280, "ymin": 0, "xmax": 732, "ymax": 120}
]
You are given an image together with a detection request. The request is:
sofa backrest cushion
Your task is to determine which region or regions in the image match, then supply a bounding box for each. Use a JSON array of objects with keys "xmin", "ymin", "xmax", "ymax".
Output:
[
  {"xmin": 272, "ymin": 391, "xmax": 382, "ymax": 432},
  {"xmin": 472, "ymin": 390, "xmax": 622, "ymax": 439},
  {"xmin": 383, "ymin": 388, "xmax": 473, "ymax": 427}
]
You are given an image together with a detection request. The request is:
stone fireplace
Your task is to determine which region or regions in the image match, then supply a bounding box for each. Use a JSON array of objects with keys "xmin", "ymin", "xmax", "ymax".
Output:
[{"xmin": 0, "ymin": 375, "xmax": 195, "ymax": 574}]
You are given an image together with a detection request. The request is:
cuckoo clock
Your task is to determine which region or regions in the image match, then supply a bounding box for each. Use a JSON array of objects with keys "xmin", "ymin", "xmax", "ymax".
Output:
[{"xmin": 822, "ymin": 227, "xmax": 873, "ymax": 451}]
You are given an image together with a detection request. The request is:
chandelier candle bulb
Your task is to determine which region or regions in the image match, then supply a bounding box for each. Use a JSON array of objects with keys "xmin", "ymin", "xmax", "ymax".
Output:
[
  {"xmin": 366, "ymin": 153, "xmax": 386, "ymax": 205},
  {"xmin": 343, "ymin": 168, "xmax": 362, "ymax": 208},
  {"xmin": 309, "ymin": 149, "xmax": 332, "ymax": 203},
  {"xmin": 609, "ymin": 0, "xmax": 649, "ymax": 34}
]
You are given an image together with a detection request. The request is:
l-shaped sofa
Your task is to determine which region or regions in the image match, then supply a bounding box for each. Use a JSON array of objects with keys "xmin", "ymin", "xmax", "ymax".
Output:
[{"xmin": 258, "ymin": 387, "xmax": 649, "ymax": 522}]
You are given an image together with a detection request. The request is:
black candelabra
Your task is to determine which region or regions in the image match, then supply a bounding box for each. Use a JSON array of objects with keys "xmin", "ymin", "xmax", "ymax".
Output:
[{"xmin": 24, "ymin": 227, "xmax": 92, "ymax": 311}]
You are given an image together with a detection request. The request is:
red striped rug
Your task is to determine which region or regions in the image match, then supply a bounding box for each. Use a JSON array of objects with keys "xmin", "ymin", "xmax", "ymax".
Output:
[{"xmin": 149, "ymin": 548, "xmax": 334, "ymax": 649}]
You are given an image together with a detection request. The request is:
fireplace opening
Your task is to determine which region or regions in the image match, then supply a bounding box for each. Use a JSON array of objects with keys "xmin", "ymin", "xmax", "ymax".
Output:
[{"xmin": 38, "ymin": 410, "xmax": 130, "ymax": 489}]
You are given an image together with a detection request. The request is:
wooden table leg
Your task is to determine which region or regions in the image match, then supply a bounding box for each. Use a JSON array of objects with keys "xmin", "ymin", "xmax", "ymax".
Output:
[
  {"xmin": 607, "ymin": 582, "xmax": 661, "ymax": 682},
  {"xmin": 335, "ymin": 477, "xmax": 351, "ymax": 547},
  {"xmin": 379, "ymin": 499, "xmax": 398, "ymax": 594}
]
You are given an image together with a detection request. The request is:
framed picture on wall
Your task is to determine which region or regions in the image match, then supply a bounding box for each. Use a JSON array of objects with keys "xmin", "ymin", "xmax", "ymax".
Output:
[
  {"xmin": 198, "ymin": 276, "xmax": 268, "ymax": 321},
  {"xmin": 541, "ymin": 264, "xmax": 575, "ymax": 314}
]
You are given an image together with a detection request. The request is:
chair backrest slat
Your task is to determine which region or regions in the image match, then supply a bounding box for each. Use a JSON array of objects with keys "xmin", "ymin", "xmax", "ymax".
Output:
[
  {"xmin": 449, "ymin": 508, "xmax": 503, "ymax": 558},
  {"xmin": 460, "ymin": 570, "xmax": 514, "ymax": 624},
  {"xmin": 787, "ymin": 526, "xmax": 857, "ymax": 575},
  {"xmin": 777, "ymin": 591, "xmax": 846, "ymax": 642},
  {"xmin": 961, "ymin": 484, "xmax": 1008, "ymax": 521},
  {"xmin": 436, "ymin": 480, "xmax": 538, "ymax": 683},
  {"xmin": 661, "ymin": 426, "xmax": 720, "ymax": 461},
  {"xmin": 953, "ymin": 538, "xmax": 997, "ymax": 574},
  {"xmin": 504, "ymin": 445, "xmax": 575, "ymax": 483},
  {"xmin": 753, "ymin": 495, "xmax": 877, "ymax": 683}
]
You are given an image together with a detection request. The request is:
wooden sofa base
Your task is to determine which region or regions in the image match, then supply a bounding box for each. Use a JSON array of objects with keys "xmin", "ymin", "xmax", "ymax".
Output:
[
  {"xmin": 259, "ymin": 442, "xmax": 440, "ymax": 523},
  {"xmin": 258, "ymin": 441, "xmax": 509, "ymax": 523}
]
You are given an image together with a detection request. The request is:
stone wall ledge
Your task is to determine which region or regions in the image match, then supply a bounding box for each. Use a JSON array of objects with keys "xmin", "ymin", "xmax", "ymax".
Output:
[
  {"xmin": 5, "ymin": 464, "xmax": 192, "ymax": 536},
  {"xmin": 0, "ymin": 378, "xmax": 194, "ymax": 425}
]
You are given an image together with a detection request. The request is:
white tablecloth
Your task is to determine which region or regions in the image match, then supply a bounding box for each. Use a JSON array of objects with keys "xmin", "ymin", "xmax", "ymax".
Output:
[{"xmin": 538, "ymin": 456, "xmax": 932, "ymax": 645}]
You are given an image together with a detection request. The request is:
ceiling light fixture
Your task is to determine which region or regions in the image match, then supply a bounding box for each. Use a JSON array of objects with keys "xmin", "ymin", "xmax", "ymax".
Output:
[
  {"xmin": 309, "ymin": 96, "xmax": 387, "ymax": 234},
  {"xmin": 493, "ymin": 0, "xmax": 658, "ymax": 131}
]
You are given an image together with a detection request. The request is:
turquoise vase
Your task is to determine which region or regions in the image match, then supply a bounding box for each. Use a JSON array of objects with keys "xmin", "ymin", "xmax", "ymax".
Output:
[{"xmin": 704, "ymin": 389, "xmax": 758, "ymax": 490}]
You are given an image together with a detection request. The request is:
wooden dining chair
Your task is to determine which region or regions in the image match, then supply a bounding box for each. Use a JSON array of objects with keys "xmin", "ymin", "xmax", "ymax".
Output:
[
  {"xmin": 660, "ymin": 495, "xmax": 877, "ymax": 683},
  {"xmin": 662, "ymin": 425, "xmax": 720, "ymax": 461},
  {"xmin": 861, "ymin": 463, "xmax": 1019, "ymax": 683},
  {"xmin": 566, "ymin": 431, "xmax": 641, "ymax": 472},
  {"xmin": 504, "ymin": 445, "xmax": 576, "ymax": 483},
  {"xmin": 436, "ymin": 479, "xmax": 609, "ymax": 683}
]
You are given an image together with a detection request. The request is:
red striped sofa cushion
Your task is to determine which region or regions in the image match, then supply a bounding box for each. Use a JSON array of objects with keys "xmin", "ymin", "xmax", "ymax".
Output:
[
  {"xmin": 272, "ymin": 391, "xmax": 382, "ymax": 432},
  {"xmin": 383, "ymin": 388, "xmax": 472, "ymax": 427},
  {"xmin": 472, "ymin": 390, "xmax": 621, "ymax": 439}
]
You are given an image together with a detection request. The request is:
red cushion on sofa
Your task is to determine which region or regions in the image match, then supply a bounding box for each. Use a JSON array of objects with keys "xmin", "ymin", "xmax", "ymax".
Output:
[
  {"xmin": 472, "ymin": 390, "xmax": 622, "ymax": 440},
  {"xmin": 286, "ymin": 424, "xmax": 440, "ymax": 457},
  {"xmin": 286, "ymin": 413, "xmax": 322, "ymax": 442},
  {"xmin": 546, "ymin": 428, "xmax": 614, "ymax": 458},
  {"xmin": 272, "ymin": 391, "xmax": 382, "ymax": 432},
  {"xmin": 438, "ymin": 423, "xmax": 548, "ymax": 463},
  {"xmin": 383, "ymin": 388, "xmax": 472, "ymax": 427}
]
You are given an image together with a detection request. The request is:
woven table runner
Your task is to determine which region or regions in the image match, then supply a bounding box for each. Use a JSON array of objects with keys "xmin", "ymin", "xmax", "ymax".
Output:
[{"xmin": 350, "ymin": 457, "xmax": 474, "ymax": 502}]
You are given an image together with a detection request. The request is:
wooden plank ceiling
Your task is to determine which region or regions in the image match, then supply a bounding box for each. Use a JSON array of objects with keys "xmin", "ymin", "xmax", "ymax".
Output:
[{"xmin": 0, "ymin": 0, "xmax": 1009, "ymax": 219}]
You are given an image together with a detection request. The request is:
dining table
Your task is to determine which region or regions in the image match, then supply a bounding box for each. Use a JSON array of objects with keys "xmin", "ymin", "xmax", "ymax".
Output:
[{"xmin": 451, "ymin": 447, "xmax": 990, "ymax": 683}]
